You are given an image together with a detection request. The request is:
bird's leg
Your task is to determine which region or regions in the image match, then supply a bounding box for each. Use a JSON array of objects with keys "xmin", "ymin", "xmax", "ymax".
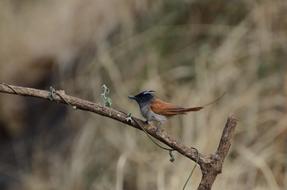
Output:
[
  {"xmin": 155, "ymin": 121, "xmax": 162, "ymax": 133},
  {"xmin": 144, "ymin": 120, "xmax": 161, "ymax": 133}
]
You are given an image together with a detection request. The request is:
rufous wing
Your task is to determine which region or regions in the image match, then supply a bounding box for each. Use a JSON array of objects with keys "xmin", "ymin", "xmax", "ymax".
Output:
[{"xmin": 150, "ymin": 98, "xmax": 203, "ymax": 117}]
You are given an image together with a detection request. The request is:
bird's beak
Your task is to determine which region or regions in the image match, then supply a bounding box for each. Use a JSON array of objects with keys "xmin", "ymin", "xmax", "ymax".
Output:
[{"xmin": 128, "ymin": 95, "xmax": 136, "ymax": 100}]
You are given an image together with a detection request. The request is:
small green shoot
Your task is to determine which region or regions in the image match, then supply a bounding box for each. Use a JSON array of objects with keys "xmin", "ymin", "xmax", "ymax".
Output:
[
  {"xmin": 101, "ymin": 84, "xmax": 112, "ymax": 107},
  {"xmin": 126, "ymin": 112, "xmax": 133, "ymax": 122}
]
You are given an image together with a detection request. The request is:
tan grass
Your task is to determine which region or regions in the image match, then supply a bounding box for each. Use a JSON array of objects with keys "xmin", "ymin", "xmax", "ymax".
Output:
[{"xmin": 0, "ymin": 0, "xmax": 287, "ymax": 190}]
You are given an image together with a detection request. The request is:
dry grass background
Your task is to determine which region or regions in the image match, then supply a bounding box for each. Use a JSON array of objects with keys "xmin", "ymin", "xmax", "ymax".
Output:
[{"xmin": 0, "ymin": 0, "xmax": 287, "ymax": 190}]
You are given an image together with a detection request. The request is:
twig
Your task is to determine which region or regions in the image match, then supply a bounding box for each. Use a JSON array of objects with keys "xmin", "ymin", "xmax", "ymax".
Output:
[
  {"xmin": 183, "ymin": 149, "xmax": 199, "ymax": 190},
  {"xmin": 132, "ymin": 118, "xmax": 176, "ymax": 162},
  {"xmin": 0, "ymin": 83, "xmax": 237, "ymax": 190}
]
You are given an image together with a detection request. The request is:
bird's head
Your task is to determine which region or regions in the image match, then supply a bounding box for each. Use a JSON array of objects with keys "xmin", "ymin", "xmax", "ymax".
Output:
[{"xmin": 128, "ymin": 90, "xmax": 155, "ymax": 105}]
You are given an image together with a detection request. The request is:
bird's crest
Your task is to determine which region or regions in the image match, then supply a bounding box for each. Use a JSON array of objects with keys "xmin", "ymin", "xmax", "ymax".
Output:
[{"xmin": 142, "ymin": 90, "xmax": 155, "ymax": 95}]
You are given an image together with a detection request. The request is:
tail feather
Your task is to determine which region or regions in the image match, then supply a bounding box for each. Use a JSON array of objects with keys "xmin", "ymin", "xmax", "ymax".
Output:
[
  {"xmin": 176, "ymin": 92, "xmax": 225, "ymax": 114},
  {"xmin": 162, "ymin": 106, "xmax": 203, "ymax": 116},
  {"xmin": 151, "ymin": 92, "xmax": 225, "ymax": 117},
  {"xmin": 201, "ymin": 92, "xmax": 226, "ymax": 107},
  {"xmin": 177, "ymin": 92, "xmax": 226, "ymax": 114},
  {"xmin": 182, "ymin": 106, "xmax": 203, "ymax": 112}
]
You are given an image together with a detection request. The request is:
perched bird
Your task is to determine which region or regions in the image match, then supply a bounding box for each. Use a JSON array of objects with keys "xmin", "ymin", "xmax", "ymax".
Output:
[{"xmin": 129, "ymin": 90, "xmax": 222, "ymax": 125}]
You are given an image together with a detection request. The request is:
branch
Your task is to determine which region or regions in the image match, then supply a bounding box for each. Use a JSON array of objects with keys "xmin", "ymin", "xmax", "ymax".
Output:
[
  {"xmin": 197, "ymin": 116, "xmax": 237, "ymax": 190},
  {"xmin": 0, "ymin": 83, "xmax": 237, "ymax": 190}
]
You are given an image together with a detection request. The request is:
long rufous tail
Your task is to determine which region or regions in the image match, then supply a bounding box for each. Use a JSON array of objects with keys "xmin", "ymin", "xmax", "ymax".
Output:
[
  {"xmin": 150, "ymin": 92, "xmax": 225, "ymax": 116},
  {"xmin": 179, "ymin": 92, "xmax": 226, "ymax": 113}
]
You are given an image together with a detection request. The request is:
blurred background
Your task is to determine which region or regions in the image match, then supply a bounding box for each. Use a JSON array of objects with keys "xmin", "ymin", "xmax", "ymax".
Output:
[{"xmin": 0, "ymin": 0, "xmax": 287, "ymax": 189}]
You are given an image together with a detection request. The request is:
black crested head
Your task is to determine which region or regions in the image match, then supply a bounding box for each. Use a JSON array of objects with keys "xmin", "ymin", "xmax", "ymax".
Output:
[{"xmin": 128, "ymin": 90, "xmax": 155, "ymax": 105}]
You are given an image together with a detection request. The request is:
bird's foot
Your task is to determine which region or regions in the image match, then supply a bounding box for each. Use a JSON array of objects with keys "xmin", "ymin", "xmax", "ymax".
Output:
[
  {"xmin": 144, "ymin": 120, "xmax": 162, "ymax": 134},
  {"xmin": 144, "ymin": 120, "xmax": 150, "ymax": 125},
  {"xmin": 155, "ymin": 122, "xmax": 162, "ymax": 134},
  {"xmin": 155, "ymin": 126, "xmax": 161, "ymax": 134}
]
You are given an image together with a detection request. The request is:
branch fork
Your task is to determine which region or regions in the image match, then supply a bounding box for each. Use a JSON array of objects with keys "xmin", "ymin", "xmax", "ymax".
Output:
[{"xmin": 0, "ymin": 83, "xmax": 237, "ymax": 190}]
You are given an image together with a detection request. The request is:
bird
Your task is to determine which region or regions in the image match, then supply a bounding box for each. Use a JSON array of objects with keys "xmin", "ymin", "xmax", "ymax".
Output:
[{"xmin": 128, "ymin": 90, "xmax": 224, "ymax": 125}]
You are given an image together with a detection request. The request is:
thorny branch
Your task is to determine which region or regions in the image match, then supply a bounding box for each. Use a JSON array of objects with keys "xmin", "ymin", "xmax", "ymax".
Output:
[{"xmin": 0, "ymin": 83, "xmax": 237, "ymax": 190}]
